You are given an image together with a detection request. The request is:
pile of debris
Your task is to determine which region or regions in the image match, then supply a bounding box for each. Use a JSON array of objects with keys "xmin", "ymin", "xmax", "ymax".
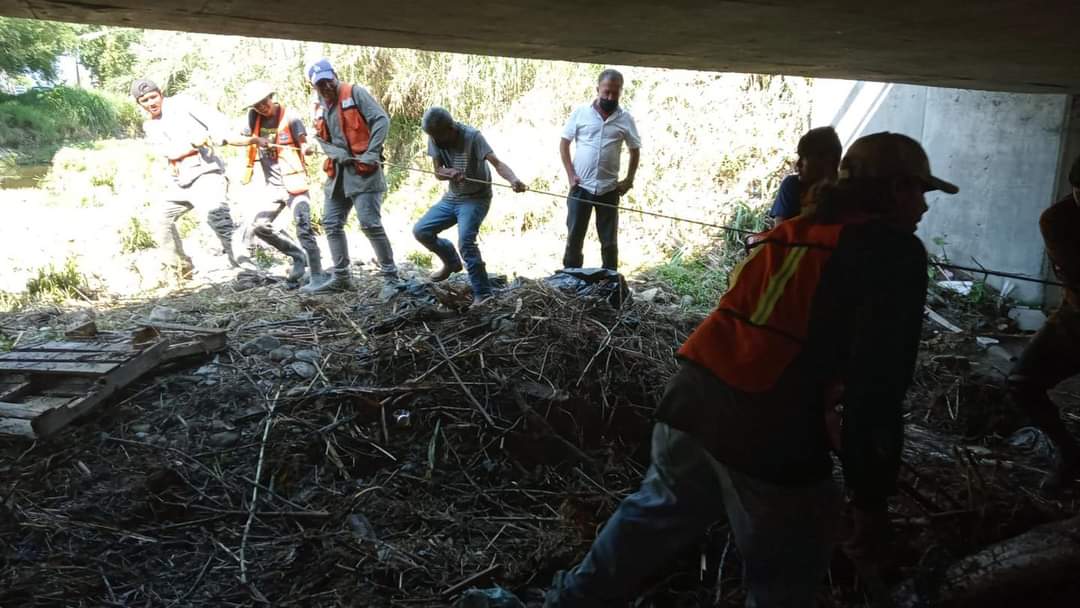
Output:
[{"xmin": 0, "ymin": 267, "xmax": 1077, "ymax": 607}]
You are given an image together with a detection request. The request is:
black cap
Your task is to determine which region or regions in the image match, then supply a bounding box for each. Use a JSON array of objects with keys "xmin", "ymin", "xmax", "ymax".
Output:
[{"xmin": 130, "ymin": 78, "xmax": 160, "ymax": 100}]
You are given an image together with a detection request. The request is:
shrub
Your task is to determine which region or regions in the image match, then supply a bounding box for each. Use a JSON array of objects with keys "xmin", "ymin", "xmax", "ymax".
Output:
[
  {"xmin": 120, "ymin": 216, "xmax": 157, "ymax": 253},
  {"xmin": 25, "ymin": 257, "xmax": 90, "ymax": 301},
  {"xmin": 406, "ymin": 250, "xmax": 433, "ymax": 271}
]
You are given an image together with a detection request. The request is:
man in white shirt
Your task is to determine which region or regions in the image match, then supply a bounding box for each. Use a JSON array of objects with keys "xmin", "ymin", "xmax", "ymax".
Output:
[
  {"xmin": 559, "ymin": 69, "xmax": 641, "ymax": 271},
  {"xmin": 132, "ymin": 78, "xmax": 240, "ymax": 277}
]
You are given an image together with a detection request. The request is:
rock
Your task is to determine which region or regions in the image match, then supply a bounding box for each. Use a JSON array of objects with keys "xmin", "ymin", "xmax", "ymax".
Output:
[
  {"xmin": 976, "ymin": 336, "xmax": 1000, "ymax": 347},
  {"xmin": 208, "ymin": 431, "xmax": 241, "ymax": 448},
  {"xmin": 681, "ymin": 295, "xmax": 694, "ymax": 307},
  {"xmin": 1008, "ymin": 307, "xmax": 1047, "ymax": 332},
  {"xmin": 130, "ymin": 423, "xmax": 152, "ymax": 434},
  {"xmin": 348, "ymin": 513, "xmax": 377, "ymax": 541},
  {"xmin": 454, "ymin": 588, "xmax": 525, "ymax": 608},
  {"xmin": 240, "ymin": 335, "xmax": 282, "ymax": 355},
  {"xmin": 269, "ymin": 347, "xmax": 294, "ymax": 362},
  {"xmin": 639, "ymin": 287, "xmax": 661, "ymax": 303},
  {"xmin": 134, "ymin": 432, "xmax": 149, "ymax": 440},
  {"xmin": 289, "ymin": 361, "xmax": 317, "ymax": 379},
  {"xmin": 149, "ymin": 305, "xmax": 179, "ymax": 322},
  {"xmin": 294, "ymin": 349, "xmax": 320, "ymax": 363}
]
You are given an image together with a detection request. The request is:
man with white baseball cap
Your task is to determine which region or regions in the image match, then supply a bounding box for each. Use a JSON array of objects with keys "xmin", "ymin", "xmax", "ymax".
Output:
[{"xmin": 224, "ymin": 80, "xmax": 317, "ymax": 286}]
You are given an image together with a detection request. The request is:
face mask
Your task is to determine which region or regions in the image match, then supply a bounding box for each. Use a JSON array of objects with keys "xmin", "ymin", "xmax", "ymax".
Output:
[{"xmin": 598, "ymin": 98, "xmax": 618, "ymax": 113}]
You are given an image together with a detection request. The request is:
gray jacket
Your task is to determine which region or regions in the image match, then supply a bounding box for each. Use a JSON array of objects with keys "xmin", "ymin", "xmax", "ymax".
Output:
[{"xmin": 315, "ymin": 83, "xmax": 389, "ymax": 196}]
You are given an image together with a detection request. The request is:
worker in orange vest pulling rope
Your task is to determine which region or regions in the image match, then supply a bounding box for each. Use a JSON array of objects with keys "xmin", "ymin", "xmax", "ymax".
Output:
[
  {"xmin": 545, "ymin": 132, "xmax": 959, "ymax": 608},
  {"xmin": 226, "ymin": 81, "xmax": 319, "ymax": 286},
  {"xmin": 300, "ymin": 58, "xmax": 399, "ymax": 294}
]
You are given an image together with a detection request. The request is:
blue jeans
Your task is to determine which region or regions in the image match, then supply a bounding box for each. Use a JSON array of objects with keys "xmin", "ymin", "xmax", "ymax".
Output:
[
  {"xmin": 546, "ymin": 423, "xmax": 841, "ymax": 608},
  {"xmin": 412, "ymin": 196, "xmax": 492, "ymax": 297}
]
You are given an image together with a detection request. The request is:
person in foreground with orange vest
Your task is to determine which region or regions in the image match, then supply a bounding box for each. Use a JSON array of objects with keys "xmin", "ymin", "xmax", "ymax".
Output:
[
  {"xmin": 225, "ymin": 81, "xmax": 319, "ymax": 287},
  {"xmin": 545, "ymin": 132, "xmax": 958, "ymax": 608},
  {"xmin": 300, "ymin": 58, "xmax": 399, "ymax": 294},
  {"xmin": 132, "ymin": 78, "xmax": 241, "ymax": 277}
]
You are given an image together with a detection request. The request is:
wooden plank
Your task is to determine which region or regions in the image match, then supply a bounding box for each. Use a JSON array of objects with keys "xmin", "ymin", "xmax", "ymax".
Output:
[
  {"xmin": 0, "ymin": 361, "xmax": 119, "ymax": 376},
  {"xmin": 141, "ymin": 321, "xmax": 227, "ymax": 335},
  {"xmin": 38, "ymin": 378, "xmax": 96, "ymax": 398},
  {"xmin": 162, "ymin": 333, "xmax": 227, "ymax": 362},
  {"xmin": 0, "ymin": 401, "xmax": 58, "ymax": 419},
  {"xmin": 23, "ymin": 396, "xmax": 78, "ymax": 409},
  {"xmin": 12, "ymin": 341, "xmax": 134, "ymax": 353},
  {"xmin": 33, "ymin": 340, "xmax": 169, "ymax": 438},
  {"xmin": 0, "ymin": 418, "xmax": 34, "ymax": 438},
  {"xmin": 0, "ymin": 381, "xmax": 33, "ymax": 402},
  {"xmin": 0, "ymin": 351, "xmax": 134, "ymax": 364}
]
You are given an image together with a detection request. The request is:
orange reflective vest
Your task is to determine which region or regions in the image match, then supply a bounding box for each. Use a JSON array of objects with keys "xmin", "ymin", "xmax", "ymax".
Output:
[
  {"xmin": 243, "ymin": 104, "xmax": 309, "ymax": 195},
  {"xmin": 314, "ymin": 82, "xmax": 373, "ymax": 178},
  {"xmin": 678, "ymin": 217, "xmax": 845, "ymax": 393}
]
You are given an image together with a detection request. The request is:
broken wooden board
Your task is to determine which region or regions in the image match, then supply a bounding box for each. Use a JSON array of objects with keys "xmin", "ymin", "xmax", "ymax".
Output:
[
  {"xmin": 0, "ymin": 337, "xmax": 164, "ymax": 439},
  {"xmin": 0, "ymin": 323, "xmax": 227, "ymax": 439}
]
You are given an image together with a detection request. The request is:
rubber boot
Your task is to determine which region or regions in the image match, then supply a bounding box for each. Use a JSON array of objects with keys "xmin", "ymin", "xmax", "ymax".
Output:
[
  {"xmin": 306, "ymin": 253, "xmax": 328, "ymax": 288},
  {"xmin": 300, "ymin": 273, "xmax": 353, "ymax": 295},
  {"xmin": 1042, "ymin": 438, "xmax": 1080, "ymax": 494},
  {"xmin": 258, "ymin": 229, "xmax": 308, "ymax": 282},
  {"xmin": 429, "ymin": 259, "xmax": 463, "ymax": 282}
]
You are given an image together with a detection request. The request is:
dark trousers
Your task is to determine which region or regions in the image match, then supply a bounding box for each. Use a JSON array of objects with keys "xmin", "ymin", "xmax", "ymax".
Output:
[
  {"xmin": 1008, "ymin": 301, "xmax": 1080, "ymax": 455},
  {"xmin": 563, "ymin": 186, "xmax": 619, "ymax": 270}
]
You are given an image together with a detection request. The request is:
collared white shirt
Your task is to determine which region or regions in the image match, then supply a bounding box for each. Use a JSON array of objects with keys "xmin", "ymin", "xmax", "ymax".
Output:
[{"xmin": 561, "ymin": 102, "xmax": 642, "ymax": 196}]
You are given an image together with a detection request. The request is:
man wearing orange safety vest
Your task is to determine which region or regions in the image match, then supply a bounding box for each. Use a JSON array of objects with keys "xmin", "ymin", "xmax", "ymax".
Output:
[
  {"xmin": 226, "ymin": 81, "xmax": 319, "ymax": 287},
  {"xmin": 300, "ymin": 58, "xmax": 399, "ymax": 294},
  {"xmin": 546, "ymin": 132, "xmax": 959, "ymax": 608}
]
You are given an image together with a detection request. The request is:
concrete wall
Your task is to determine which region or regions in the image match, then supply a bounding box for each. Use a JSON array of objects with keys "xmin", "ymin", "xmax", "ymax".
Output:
[{"xmin": 812, "ymin": 80, "xmax": 1068, "ymax": 303}]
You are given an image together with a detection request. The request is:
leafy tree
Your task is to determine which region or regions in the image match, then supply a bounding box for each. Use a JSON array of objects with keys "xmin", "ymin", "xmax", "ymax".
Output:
[
  {"xmin": 0, "ymin": 17, "xmax": 76, "ymax": 81},
  {"xmin": 76, "ymin": 26, "xmax": 143, "ymax": 92}
]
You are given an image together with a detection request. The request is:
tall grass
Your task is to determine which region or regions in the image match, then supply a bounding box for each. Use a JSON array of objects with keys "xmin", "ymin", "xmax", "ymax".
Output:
[{"xmin": 0, "ymin": 86, "xmax": 141, "ymax": 149}]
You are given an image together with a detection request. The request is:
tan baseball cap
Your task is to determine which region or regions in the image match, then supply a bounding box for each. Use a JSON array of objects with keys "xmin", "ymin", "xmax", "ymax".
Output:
[{"xmin": 838, "ymin": 132, "xmax": 959, "ymax": 195}]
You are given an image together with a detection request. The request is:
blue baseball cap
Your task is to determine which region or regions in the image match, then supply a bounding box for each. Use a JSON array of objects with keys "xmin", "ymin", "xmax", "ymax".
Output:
[{"xmin": 306, "ymin": 58, "xmax": 336, "ymax": 85}]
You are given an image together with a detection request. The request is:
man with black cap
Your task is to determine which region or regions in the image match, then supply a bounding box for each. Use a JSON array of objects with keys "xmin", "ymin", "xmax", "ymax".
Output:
[
  {"xmin": 1008, "ymin": 154, "xmax": 1080, "ymax": 492},
  {"xmin": 132, "ymin": 78, "xmax": 240, "ymax": 276},
  {"xmin": 545, "ymin": 132, "xmax": 958, "ymax": 608},
  {"xmin": 300, "ymin": 58, "xmax": 399, "ymax": 294},
  {"xmin": 225, "ymin": 80, "xmax": 319, "ymax": 287},
  {"xmin": 769, "ymin": 126, "xmax": 843, "ymax": 224}
]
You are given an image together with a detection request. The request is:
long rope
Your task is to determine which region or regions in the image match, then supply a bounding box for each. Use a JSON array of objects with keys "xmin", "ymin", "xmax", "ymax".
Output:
[{"xmin": 261, "ymin": 142, "xmax": 1068, "ymax": 289}]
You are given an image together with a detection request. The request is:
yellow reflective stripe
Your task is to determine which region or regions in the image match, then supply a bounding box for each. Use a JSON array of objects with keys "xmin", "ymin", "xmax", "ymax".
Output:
[
  {"xmin": 750, "ymin": 246, "xmax": 808, "ymax": 325},
  {"xmin": 728, "ymin": 244, "xmax": 764, "ymax": 291}
]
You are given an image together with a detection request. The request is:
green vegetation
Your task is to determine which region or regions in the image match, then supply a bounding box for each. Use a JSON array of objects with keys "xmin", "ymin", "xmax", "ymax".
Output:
[
  {"xmin": 0, "ymin": 87, "xmax": 141, "ymax": 148},
  {"xmin": 648, "ymin": 249, "xmax": 730, "ymax": 308},
  {"xmin": 25, "ymin": 257, "xmax": 90, "ymax": 302},
  {"xmin": 406, "ymin": 250, "xmax": 433, "ymax": 271},
  {"xmin": 120, "ymin": 216, "xmax": 157, "ymax": 253},
  {"xmin": 0, "ymin": 17, "xmax": 75, "ymax": 81}
]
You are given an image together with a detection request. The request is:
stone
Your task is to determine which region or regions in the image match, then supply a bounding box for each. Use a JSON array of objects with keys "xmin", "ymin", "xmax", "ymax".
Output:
[
  {"xmin": 269, "ymin": 347, "xmax": 294, "ymax": 362},
  {"xmin": 149, "ymin": 306, "xmax": 179, "ymax": 322},
  {"xmin": 1008, "ymin": 307, "xmax": 1048, "ymax": 332},
  {"xmin": 240, "ymin": 335, "xmax": 282, "ymax": 355},
  {"xmin": 294, "ymin": 349, "xmax": 320, "ymax": 363},
  {"xmin": 290, "ymin": 361, "xmax": 318, "ymax": 379},
  {"xmin": 639, "ymin": 287, "xmax": 661, "ymax": 303},
  {"xmin": 681, "ymin": 295, "xmax": 694, "ymax": 307},
  {"xmin": 131, "ymin": 423, "xmax": 152, "ymax": 434},
  {"xmin": 208, "ymin": 431, "xmax": 241, "ymax": 448}
]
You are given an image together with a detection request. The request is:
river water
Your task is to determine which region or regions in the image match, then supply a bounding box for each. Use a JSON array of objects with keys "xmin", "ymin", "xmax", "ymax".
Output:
[{"xmin": 0, "ymin": 164, "xmax": 50, "ymax": 189}]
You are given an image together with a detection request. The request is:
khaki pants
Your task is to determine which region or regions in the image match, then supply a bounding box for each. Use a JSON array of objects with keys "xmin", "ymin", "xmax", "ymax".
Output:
[{"xmin": 156, "ymin": 171, "xmax": 235, "ymax": 269}]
